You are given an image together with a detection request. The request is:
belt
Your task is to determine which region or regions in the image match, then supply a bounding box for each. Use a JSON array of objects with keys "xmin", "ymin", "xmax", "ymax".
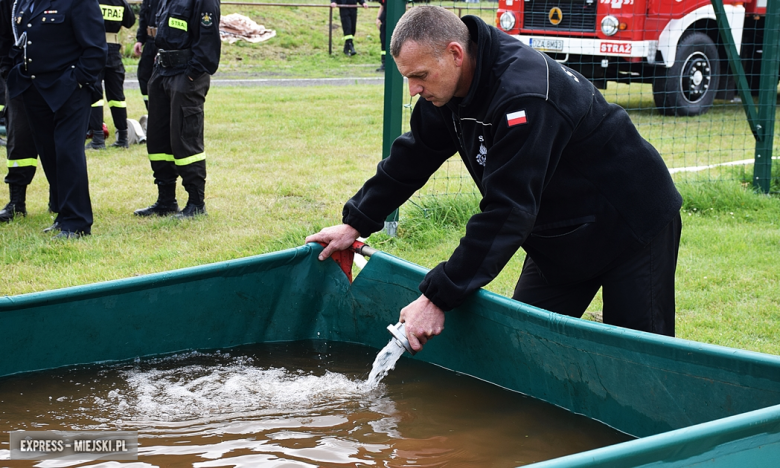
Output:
[
  {"xmin": 106, "ymin": 32, "xmax": 120, "ymax": 44},
  {"xmin": 147, "ymin": 26, "xmax": 157, "ymax": 38},
  {"xmin": 156, "ymin": 48, "xmax": 192, "ymax": 68}
]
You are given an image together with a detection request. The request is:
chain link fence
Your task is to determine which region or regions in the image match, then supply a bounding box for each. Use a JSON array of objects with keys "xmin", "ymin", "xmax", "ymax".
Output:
[{"xmin": 406, "ymin": 0, "xmax": 780, "ymax": 201}]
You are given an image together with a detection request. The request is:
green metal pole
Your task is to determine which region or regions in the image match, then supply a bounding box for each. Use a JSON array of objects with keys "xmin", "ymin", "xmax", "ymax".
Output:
[
  {"xmin": 711, "ymin": 0, "xmax": 760, "ymax": 137},
  {"xmin": 381, "ymin": 0, "xmax": 406, "ymax": 236},
  {"xmin": 753, "ymin": 0, "xmax": 779, "ymax": 194},
  {"xmin": 712, "ymin": 0, "xmax": 779, "ymax": 193}
]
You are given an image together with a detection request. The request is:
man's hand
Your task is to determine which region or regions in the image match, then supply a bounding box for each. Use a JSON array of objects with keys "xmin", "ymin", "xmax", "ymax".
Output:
[
  {"xmin": 305, "ymin": 224, "xmax": 360, "ymax": 261},
  {"xmin": 133, "ymin": 42, "xmax": 143, "ymax": 57},
  {"xmin": 400, "ymin": 295, "xmax": 444, "ymax": 352}
]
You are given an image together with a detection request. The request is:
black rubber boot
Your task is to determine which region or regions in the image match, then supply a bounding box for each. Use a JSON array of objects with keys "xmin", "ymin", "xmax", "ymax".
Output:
[
  {"xmin": 0, "ymin": 184, "xmax": 27, "ymax": 223},
  {"xmin": 110, "ymin": 129, "xmax": 129, "ymax": 148},
  {"xmin": 175, "ymin": 181, "xmax": 206, "ymax": 219},
  {"xmin": 85, "ymin": 130, "xmax": 106, "ymax": 150},
  {"xmin": 376, "ymin": 55, "xmax": 385, "ymax": 72},
  {"xmin": 134, "ymin": 184, "xmax": 179, "ymax": 217},
  {"xmin": 347, "ymin": 39, "xmax": 356, "ymax": 56}
]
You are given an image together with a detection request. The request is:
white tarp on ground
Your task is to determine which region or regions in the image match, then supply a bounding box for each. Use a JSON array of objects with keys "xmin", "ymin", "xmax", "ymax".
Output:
[{"xmin": 220, "ymin": 13, "xmax": 276, "ymax": 44}]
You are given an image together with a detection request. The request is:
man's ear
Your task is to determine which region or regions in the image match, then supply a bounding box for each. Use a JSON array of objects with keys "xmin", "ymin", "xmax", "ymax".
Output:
[{"xmin": 448, "ymin": 41, "xmax": 466, "ymax": 67}]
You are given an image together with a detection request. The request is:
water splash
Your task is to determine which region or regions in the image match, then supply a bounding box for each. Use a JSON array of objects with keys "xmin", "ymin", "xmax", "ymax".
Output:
[
  {"xmin": 92, "ymin": 351, "xmax": 377, "ymax": 426},
  {"xmin": 364, "ymin": 338, "xmax": 406, "ymax": 390}
]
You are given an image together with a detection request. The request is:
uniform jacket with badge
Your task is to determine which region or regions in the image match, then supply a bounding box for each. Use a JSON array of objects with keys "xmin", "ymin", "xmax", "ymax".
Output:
[
  {"xmin": 153, "ymin": 0, "xmax": 220, "ymax": 79},
  {"xmin": 342, "ymin": 15, "xmax": 683, "ymax": 312},
  {"xmin": 101, "ymin": 0, "xmax": 135, "ymax": 68},
  {"xmin": 101, "ymin": 0, "xmax": 135, "ymax": 35},
  {"xmin": 6, "ymin": 0, "xmax": 107, "ymax": 112}
]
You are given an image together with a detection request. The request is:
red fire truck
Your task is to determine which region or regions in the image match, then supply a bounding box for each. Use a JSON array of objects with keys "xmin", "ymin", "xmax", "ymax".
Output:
[{"xmin": 496, "ymin": 0, "xmax": 775, "ymax": 116}]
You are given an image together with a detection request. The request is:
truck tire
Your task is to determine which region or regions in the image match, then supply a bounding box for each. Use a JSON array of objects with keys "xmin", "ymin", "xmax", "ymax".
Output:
[{"xmin": 653, "ymin": 32, "xmax": 720, "ymax": 117}]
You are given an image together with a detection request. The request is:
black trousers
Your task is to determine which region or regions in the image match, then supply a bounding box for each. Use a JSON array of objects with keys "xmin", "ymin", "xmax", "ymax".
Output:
[
  {"xmin": 23, "ymin": 85, "xmax": 93, "ymax": 234},
  {"xmin": 378, "ymin": 7, "xmax": 386, "ymax": 53},
  {"xmin": 339, "ymin": 8, "xmax": 357, "ymax": 38},
  {"xmin": 146, "ymin": 71, "xmax": 209, "ymax": 187},
  {"xmin": 89, "ymin": 45, "xmax": 127, "ymax": 132},
  {"xmin": 137, "ymin": 40, "xmax": 157, "ymax": 108},
  {"xmin": 513, "ymin": 213, "xmax": 682, "ymax": 336},
  {"xmin": 4, "ymin": 90, "xmax": 39, "ymax": 186}
]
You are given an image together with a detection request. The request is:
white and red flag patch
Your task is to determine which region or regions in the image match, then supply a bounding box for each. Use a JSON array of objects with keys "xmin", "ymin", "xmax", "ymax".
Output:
[{"xmin": 506, "ymin": 110, "xmax": 527, "ymax": 127}]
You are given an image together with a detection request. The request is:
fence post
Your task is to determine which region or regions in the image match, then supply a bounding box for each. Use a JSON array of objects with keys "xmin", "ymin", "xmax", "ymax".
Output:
[
  {"xmin": 381, "ymin": 0, "xmax": 405, "ymax": 236},
  {"xmin": 329, "ymin": 6, "xmax": 333, "ymax": 55},
  {"xmin": 711, "ymin": 0, "xmax": 760, "ymax": 137},
  {"xmin": 753, "ymin": 0, "xmax": 779, "ymax": 194},
  {"xmin": 712, "ymin": 0, "xmax": 779, "ymax": 193}
]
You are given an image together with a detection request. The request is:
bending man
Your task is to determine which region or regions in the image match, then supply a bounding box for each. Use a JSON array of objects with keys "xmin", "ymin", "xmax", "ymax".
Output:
[{"xmin": 306, "ymin": 6, "xmax": 683, "ymax": 352}]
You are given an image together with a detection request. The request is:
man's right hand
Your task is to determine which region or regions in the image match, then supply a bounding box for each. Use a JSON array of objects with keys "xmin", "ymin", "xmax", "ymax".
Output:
[
  {"xmin": 305, "ymin": 224, "xmax": 360, "ymax": 261},
  {"xmin": 133, "ymin": 42, "xmax": 143, "ymax": 57}
]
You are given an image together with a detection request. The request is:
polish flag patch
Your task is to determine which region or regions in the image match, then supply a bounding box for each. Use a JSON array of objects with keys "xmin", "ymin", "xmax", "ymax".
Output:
[{"xmin": 506, "ymin": 110, "xmax": 527, "ymax": 127}]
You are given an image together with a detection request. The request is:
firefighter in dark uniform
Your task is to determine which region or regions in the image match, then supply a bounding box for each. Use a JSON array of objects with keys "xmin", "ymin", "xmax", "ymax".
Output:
[
  {"xmin": 0, "ymin": 0, "xmax": 42, "ymax": 223},
  {"xmin": 6, "ymin": 0, "xmax": 107, "ymax": 238},
  {"xmin": 133, "ymin": 0, "xmax": 160, "ymax": 111},
  {"xmin": 86, "ymin": 0, "xmax": 136, "ymax": 150},
  {"xmin": 330, "ymin": 0, "xmax": 367, "ymax": 56},
  {"xmin": 309, "ymin": 7, "xmax": 683, "ymax": 349},
  {"xmin": 134, "ymin": 0, "xmax": 220, "ymax": 219}
]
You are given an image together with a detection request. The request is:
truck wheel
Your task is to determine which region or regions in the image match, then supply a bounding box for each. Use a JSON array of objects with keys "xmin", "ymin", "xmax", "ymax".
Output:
[{"xmin": 653, "ymin": 32, "xmax": 720, "ymax": 117}]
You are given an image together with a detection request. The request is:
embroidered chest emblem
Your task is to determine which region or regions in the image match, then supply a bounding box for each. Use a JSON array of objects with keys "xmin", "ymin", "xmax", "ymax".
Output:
[{"xmin": 476, "ymin": 135, "xmax": 487, "ymax": 166}]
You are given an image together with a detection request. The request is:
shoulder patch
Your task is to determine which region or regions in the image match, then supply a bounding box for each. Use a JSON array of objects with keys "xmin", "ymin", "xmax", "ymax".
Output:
[
  {"xmin": 506, "ymin": 110, "xmax": 527, "ymax": 127},
  {"xmin": 201, "ymin": 12, "xmax": 214, "ymax": 27}
]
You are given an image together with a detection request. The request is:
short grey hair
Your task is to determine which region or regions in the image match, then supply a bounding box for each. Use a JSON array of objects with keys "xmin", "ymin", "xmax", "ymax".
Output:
[{"xmin": 389, "ymin": 6, "xmax": 470, "ymax": 58}]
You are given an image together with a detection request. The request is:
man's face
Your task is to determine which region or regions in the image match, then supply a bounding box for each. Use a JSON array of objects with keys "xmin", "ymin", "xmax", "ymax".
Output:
[{"xmin": 394, "ymin": 40, "xmax": 463, "ymax": 107}]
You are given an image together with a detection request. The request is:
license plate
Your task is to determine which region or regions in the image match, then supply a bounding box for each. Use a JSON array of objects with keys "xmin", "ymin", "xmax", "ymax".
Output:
[{"xmin": 529, "ymin": 38, "xmax": 564, "ymax": 52}]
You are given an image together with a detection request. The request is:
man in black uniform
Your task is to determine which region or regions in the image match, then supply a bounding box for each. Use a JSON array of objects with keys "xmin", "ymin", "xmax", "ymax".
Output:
[
  {"xmin": 330, "ymin": 0, "xmax": 367, "ymax": 56},
  {"xmin": 6, "ymin": 0, "xmax": 107, "ymax": 238},
  {"xmin": 86, "ymin": 0, "xmax": 136, "ymax": 150},
  {"xmin": 307, "ymin": 7, "xmax": 683, "ymax": 351},
  {"xmin": 134, "ymin": 0, "xmax": 220, "ymax": 219},
  {"xmin": 0, "ymin": 0, "xmax": 41, "ymax": 223},
  {"xmin": 133, "ymin": 0, "xmax": 160, "ymax": 111}
]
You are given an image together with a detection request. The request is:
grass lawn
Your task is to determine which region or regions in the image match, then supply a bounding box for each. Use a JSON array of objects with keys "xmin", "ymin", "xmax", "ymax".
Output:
[
  {"xmin": 2, "ymin": 83, "xmax": 779, "ymax": 357},
  {"xmin": 3, "ymin": 2, "xmax": 779, "ymax": 358}
]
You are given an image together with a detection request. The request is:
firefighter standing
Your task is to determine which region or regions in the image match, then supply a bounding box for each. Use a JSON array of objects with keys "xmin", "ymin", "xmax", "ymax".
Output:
[
  {"xmin": 331, "ymin": 0, "xmax": 367, "ymax": 56},
  {"xmin": 0, "ymin": 0, "xmax": 43, "ymax": 223},
  {"xmin": 5, "ymin": 0, "xmax": 107, "ymax": 238},
  {"xmin": 134, "ymin": 0, "xmax": 220, "ymax": 219},
  {"xmin": 133, "ymin": 0, "xmax": 160, "ymax": 111},
  {"xmin": 86, "ymin": 0, "xmax": 135, "ymax": 150}
]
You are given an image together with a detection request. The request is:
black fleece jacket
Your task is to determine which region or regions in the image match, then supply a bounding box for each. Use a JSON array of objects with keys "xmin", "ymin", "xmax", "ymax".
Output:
[{"xmin": 343, "ymin": 16, "xmax": 682, "ymax": 311}]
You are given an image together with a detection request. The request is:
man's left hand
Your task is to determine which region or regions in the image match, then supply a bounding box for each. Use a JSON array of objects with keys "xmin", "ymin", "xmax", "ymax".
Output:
[
  {"xmin": 305, "ymin": 224, "xmax": 360, "ymax": 261},
  {"xmin": 400, "ymin": 295, "xmax": 444, "ymax": 352}
]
